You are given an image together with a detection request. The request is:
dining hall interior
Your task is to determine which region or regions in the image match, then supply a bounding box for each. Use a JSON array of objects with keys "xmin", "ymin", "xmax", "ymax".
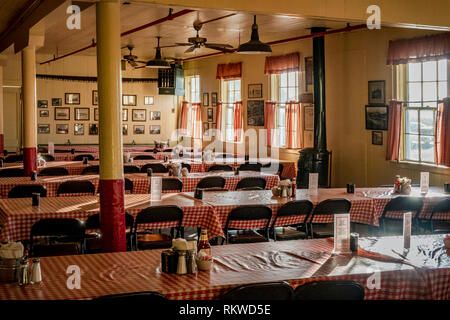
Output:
[{"xmin": 0, "ymin": 0, "xmax": 449, "ymax": 303}]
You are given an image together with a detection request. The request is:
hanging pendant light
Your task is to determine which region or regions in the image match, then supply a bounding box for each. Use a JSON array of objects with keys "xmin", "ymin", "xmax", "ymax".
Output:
[
  {"xmin": 146, "ymin": 36, "xmax": 171, "ymax": 69},
  {"xmin": 237, "ymin": 15, "xmax": 272, "ymax": 54}
]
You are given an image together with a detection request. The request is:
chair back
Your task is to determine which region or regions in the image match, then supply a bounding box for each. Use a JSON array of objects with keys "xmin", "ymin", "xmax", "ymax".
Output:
[
  {"xmin": 57, "ymin": 180, "xmax": 96, "ymax": 196},
  {"xmin": 235, "ymin": 177, "xmax": 267, "ymax": 190},
  {"xmin": 123, "ymin": 165, "xmax": 140, "ymax": 174},
  {"xmin": 40, "ymin": 154, "xmax": 55, "ymax": 162},
  {"xmin": 272, "ymin": 200, "xmax": 313, "ymax": 228},
  {"xmin": 38, "ymin": 167, "xmax": 69, "ymax": 176},
  {"xmin": 73, "ymin": 154, "xmax": 95, "ymax": 161},
  {"xmin": 81, "ymin": 165, "xmax": 100, "ymax": 175},
  {"xmin": 430, "ymin": 198, "xmax": 450, "ymax": 219},
  {"xmin": 8, "ymin": 184, "xmax": 48, "ymax": 198},
  {"xmin": 181, "ymin": 163, "xmax": 191, "ymax": 172},
  {"xmin": 196, "ymin": 176, "xmax": 226, "ymax": 189},
  {"xmin": 134, "ymin": 206, "xmax": 183, "ymax": 234},
  {"xmin": 124, "ymin": 178, "xmax": 133, "ymax": 193},
  {"xmin": 94, "ymin": 291, "xmax": 167, "ymax": 301},
  {"xmin": 294, "ymin": 280, "xmax": 365, "ymax": 300},
  {"xmin": 238, "ymin": 163, "xmax": 262, "ymax": 172},
  {"xmin": 134, "ymin": 155, "xmax": 156, "ymax": 160},
  {"xmin": 162, "ymin": 178, "xmax": 183, "ymax": 192},
  {"xmin": 225, "ymin": 205, "xmax": 272, "ymax": 231},
  {"xmin": 222, "ymin": 282, "xmax": 294, "ymax": 300},
  {"xmin": 381, "ymin": 197, "xmax": 423, "ymax": 219},
  {"xmin": 4, "ymin": 155, "xmax": 23, "ymax": 163},
  {"xmin": 140, "ymin": 163, "xmax": 168, "ymax": 173},
  {"xmin": 208, "ymin": 164, "xmax": 233, "ymax": 172},
  {"xmin": 311, "ymin": 198, "xmax": 351, "ymax": 217},
  {"xmin": 0, "ymin": 168, "xmax": 25, "ymax": 177}
]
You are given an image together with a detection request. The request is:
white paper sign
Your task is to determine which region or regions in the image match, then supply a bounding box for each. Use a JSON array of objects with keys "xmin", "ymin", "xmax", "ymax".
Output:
[
  {"xmin": 420, "ymin": 172, "xmax": 429, "ymax": 194},
  {"xmin": 403, "ymin": 212, "xmax": 412, "ymax": 249},
  {"xmin": 48, "ymin": 142, "xmax": 54, "ymax": 156},
  {"xmin": 150, "ymin": 177, "xmax": 162, "ymax": 201},
  {"xmin": 333, "ymin": 213, "xmax": 351, "ymax": 254},
  {"xmin": 308, "ymin": 173, "xmax": 319, "ymax": 195}
]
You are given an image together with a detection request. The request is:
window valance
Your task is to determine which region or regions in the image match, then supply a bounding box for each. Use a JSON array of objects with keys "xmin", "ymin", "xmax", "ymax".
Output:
[
  {"xmin": 264, "ymin": 52, "xmax": 300, "ymax": 75},
  {"xmin": 216, "ymin": 62, "xmax": 242, "ymax": 80}
]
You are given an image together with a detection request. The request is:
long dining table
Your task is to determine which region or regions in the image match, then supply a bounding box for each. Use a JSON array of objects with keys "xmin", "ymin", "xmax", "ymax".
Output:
[{"xmin": 0, "ymin": 234, "xmax": 448, "ymax": 300}]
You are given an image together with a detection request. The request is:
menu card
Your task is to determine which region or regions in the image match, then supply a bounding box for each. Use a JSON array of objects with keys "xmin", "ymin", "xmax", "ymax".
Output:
[
  {"xmin": 151, "ymin": 177, "xmax": 162, "ymax": 201},
  {"xmin": 420, "ymin": 172, "xmax": 429, "ymax": 194},
  {"xmin": 333, "ymin": 213, "xmax": 351, "ymax": 254},
  {"xmin": 308, "ymin": 173, "xmax": 319, "ymax": 195},
  {"xmin": 48, "ymin": 142, "xmax": 54, "ymax": 156},
  {"xmin": 403, "ymin": 212, "xmax": 412, "ymax": 249}
]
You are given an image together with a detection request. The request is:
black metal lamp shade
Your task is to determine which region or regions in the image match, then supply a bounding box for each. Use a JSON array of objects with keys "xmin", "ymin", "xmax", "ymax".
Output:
[{"xmin": 237, "ymin": 15, "xmax": 272, "ymax": 54}]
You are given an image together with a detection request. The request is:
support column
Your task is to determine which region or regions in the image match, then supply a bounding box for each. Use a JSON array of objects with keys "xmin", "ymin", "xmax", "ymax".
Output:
[
  {"xmin": 21, "ymin": 46, "xmax": 37, "ymax": 176},
  {"xmin": 0, "ymin": 65, "xmax": 4, "ymax": 155},
  {"xmin": 96, "ymin": 0, "xmax": 126, "ymax": 252}
]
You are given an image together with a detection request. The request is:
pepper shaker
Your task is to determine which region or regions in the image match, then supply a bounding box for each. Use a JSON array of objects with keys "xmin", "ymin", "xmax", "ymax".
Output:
[
  {"xmin": 176, "ymin": 251, "xmax": 187, "ymax": 275},
  {"xmin": 18, "ymin": 260, "xmax": 29, "ymax": 286}
]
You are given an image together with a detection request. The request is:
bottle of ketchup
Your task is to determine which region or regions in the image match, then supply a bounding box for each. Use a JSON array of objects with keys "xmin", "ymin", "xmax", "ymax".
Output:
[{"xmin": 197, "ymin": 229, "xmax": 211, "ymax": 255}]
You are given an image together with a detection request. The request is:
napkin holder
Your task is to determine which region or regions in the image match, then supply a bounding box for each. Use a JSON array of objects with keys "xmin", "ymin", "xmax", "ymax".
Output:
[{"xmin": 0, "ymin": 242, "xmax": 25, "ymax": 283}]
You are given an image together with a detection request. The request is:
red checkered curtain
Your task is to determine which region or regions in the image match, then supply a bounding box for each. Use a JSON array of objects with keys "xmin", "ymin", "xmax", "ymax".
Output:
[
  {"xmin": 264, "ymin": 101, "xmax": 276, "ymax": 147},
  {"xmin": 216, "ymin": 62, "xmax": 242, "ymax": 80},
  {"xmin": 191, "ymin": 103, "xmax": 202, "ymax": 139},
  {"xmin": 435, "ymin": 98, "xmax": 450, "ymax": 167},
  {"xmin": 178, "ymin": 101, "xmax": 189, "ymax": 135},
  {"xmin": 285, "ymin": 101, "xmax": 302, "ymax": 149},
  {"xmin": 264, "ymin": 52, "xmax": 300, "ymax": 75},
  {"xmin": 386, "ymin": 100, "xmax": 402, "ymax": 161},
  {"xmin": 215, "ymin": 102, "xmax": 223, "ymax": 135},
  {"xmin": 233, "ymin": 101, "xmax": 243, "ymax": 142}
]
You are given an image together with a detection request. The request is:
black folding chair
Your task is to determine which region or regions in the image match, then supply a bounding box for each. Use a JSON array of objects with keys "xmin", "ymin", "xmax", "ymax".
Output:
[
  {"xmin": 235, "ymin": 177, "xmax": 267, "ymax": 190},
  {"xmin": 73, "ymin": 154, "xmax": 95, "ymax": 161},
  {"xmin": 271, "ymin": 200, "xmax": 313, "ymax": 241},
  {"xmin": 429, "ymin": 198, "xmax": 450, "ymax": 234},
  {"xmin": 93, "ymin": 291, "xmax": 167, "ymax": 301},
  {"xmin": 134, "ymin": 155, "xmax": 156, "ymax": 160},
  {"xmin": 133, "ymin": 206, "xmax": 183, "ymax": 250},
  {"xmin": 81, "ymin": 165, "xmax": 100, "ymax": 175},
  {"xmin": 140, "ymin": 163, "xmax": 168, "ymax": 173},
  {"xmin": 294, "ymin": 280, "xmax": 365, "ymax": 300},
  {"xmin": 379, "ymin": 197, "xmax": 423, "ymax": 236},
  {"xmin": 40, "ymin": 154, "xmax": 55, "ymax": 162},
  {"xmin": 238, "ymin": 163, "xmax": 262, "ymax": 172},
  {"xmin": 8, "ymin": 185, "xmax": 47, "ymax": 198},
  {"xmin": 309, "ymin": 199, "xmax": 351, "ymax": 238},
  {"xmin": 196, "ymin": 176, "xmax": 226, "ymax": 189},
  {"xmin": 162, "ymin": 178, "xmax": 183, "ymax": 192},
  {"xmin": 208, "ymin": 164, "xmax": 233, "ymax": 172},
  {"xmin": 223, "ymin": 205, "xmax": 272, "ymax": 244},
  {"xmin": 3, "ymin": 154, "xmax": 23, "ymax": 163},
  {"xmin": 30, "ymin": 218, "xmax": 86, "ymax": 257},
  {"xmin": 38, "ymin": 167, "xmax": 69, "ymax": 176},
  {"xmin": 123, "ymin": 165, "xmax": 140, "ymax": 174},
  {"xmin": 57, "ymin": 180, "xmax": 96, "ymax": 196},
  {"xmin": 124, "ymin": 178, "xmax": 134, "ymax": 194},
  {"xmin": 0, "ymin": 168, "xmax": 24, "ymax": 177},
  {"xmin": 181, "ymin": 163, "xmax": 191, "ymax": 172},
  {"xmin": 221, "ymin": 282, "xmax": 294, "ymax": 300}
]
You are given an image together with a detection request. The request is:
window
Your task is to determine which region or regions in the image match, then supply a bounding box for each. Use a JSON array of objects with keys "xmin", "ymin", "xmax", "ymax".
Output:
[
  {"xmin": 271, "ymin": 71, "xmax": 299, "ymax": 147},
  {"xmin": 222, "ymin": 79, "xmax": 241, "ymax": 142},
  {"xmin": 403, "ymin": 60, "xmax": 448, "ymax": 164},
  {"xmin": 184, "ymin": 75, "xmax": 200, "ymax": 136}
]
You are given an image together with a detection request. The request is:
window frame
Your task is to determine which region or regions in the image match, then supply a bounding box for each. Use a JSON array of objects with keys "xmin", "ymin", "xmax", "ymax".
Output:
[
  {"xmin": 221, "ymin": 78, "xmax": 241, "ymax": 142},
  {"xmin": 184, "ymin": 75, "xmax": 200, "ymax": 136}
]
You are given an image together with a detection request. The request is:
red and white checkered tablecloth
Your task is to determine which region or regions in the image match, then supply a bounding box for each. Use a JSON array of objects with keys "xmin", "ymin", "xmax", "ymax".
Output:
[
  {"xmin": 0, "ymin": 194, "xmax": 224, "ymax": 242},
  {"xmin": 0, "ymin": 235, "xmax": 448, "ymax": 300}
]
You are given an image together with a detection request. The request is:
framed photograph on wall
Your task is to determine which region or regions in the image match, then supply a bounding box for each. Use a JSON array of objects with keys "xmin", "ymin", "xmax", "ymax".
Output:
[
  {"xmin": 54, "ymin": 107, "xmax": 70, "ymax": 120},
  {"xmin": 368, "ymin": 80, "xmax": 385, "ymax": 105},
  {"xmin": 94, "ymin": 108, "xmax": 99, "ymax": 121},
  {"xmin": 372, "ymin": 131, "xmax": 383, "ymax": 145},
  {"xmin": 133, "ymin": 125, "xmax": 145, "ymax": 134},
  {"xmin": 211, "ymin": 92, "xmax": 218, "ymax": 106},
  {"xmin": 365, "ymin": 105, "xmax": 388, "ymax": 130},
  {"xmin": 52, "ymin": 98, "xmax": 62, "ymax": 106},
  {"xmin": 122, "ymin": 124, "xmax": 128, "ymax": 136},
  {"xmin": 92, "ymin": 90, "xmax": 98, "ymax": 105},
  {"xmin": 202, "ymin": 93, "xmax": 209, "ymax": 106},
  {"xmin": 122, "ymin": 109, "xmax": 128, "ymax": 121},
  {"xmin": 150, "ymin": 111, "xmax": 161, "ymax": 121},
  {"xmin": 56, "ymin": 124, "xmax": 69, "ymax": 134},
  {"xmin": 247, "ymin": 100, "xmax": 264, "ymax": 126},
  {"xmin": 75, "ymin": 108, "xmax": 90, "ymax": 121},
  {"xmin": 39, "ymin": 110, "xmax": 49, "ymax": 117},
  {"xmin": 304, "ymin": 105, "xmax": 314, "ymax": 131},
  {"xmin": 248, "ymin": 84, "xmax": 262, "ymax": 99},
  {"xmin": 38, "ymin": 100, "xmax": 48, "ymax": 108},
  {"xmin": 89, "ymin": 123, "xmax": 99, "ymax": 135},
  {"xmin": 65, "ymin": 93, "xmax": 80, "ymax": 105},
  {"xmin": 305, "ymin": 56, "xmax": 313, "ymax": 92},
  {"xmin": 132, "ymin": 109, "xmax": 146, "ymax": 121},
  {"xmin": 203, "ymin": 122, "xmax": 209, "ymax": 136},
  {"xmin": 37, "ymin": 124, "xmax": 50, "ymax": 134},
  {"xmin": 149, "ymin": 125, "xmax": 160, "ymax": 135},
  {"xmin": 123, "ymin": 94, "xmax": 137, "ymax": 106},
  {"xmin": 74, "ymin": 123, "xmax": 84, "ymax": 135},
  {"xmin": 207, "ymin": 108, "xmax": 213, "ymax": 122},
  {"xmin": 144, "ymin": 96, "xmax": 154, "ymax": 105}
]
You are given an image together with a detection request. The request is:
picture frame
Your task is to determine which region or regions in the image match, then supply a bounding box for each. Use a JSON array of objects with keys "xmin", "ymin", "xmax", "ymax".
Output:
[
  {"xmin": 37, "ymin": 124, "xmax": 50, "ymax": 134},
  {"xmin": 133, "ymin": 125, "xmax": 145, "ymax": 135},
  {"xmin": 248, "ymin": 84, "xmax": 263, "ymax": 99},
  {"xmin": 52, "ymin": 98, "xmax": 62, "ymax": 106},
  {"xmin": 149, "ymin": 125, "xmax": 161, "ymax": 135},
  {"xmin": 202, "ymin": 93, "xmax": 209, "ymax": 106},
  {"xmin": 74, "ymin": 123, "xmax": 85, "ymax": 135},
  {"xmin": 305, "ymin": 57, "xmax": 313, "ymax": 92},
  {"xmin": 122, "ymin": 124, "xmax": 128, "ymax": 136},
  {"xmin": 203, "ymin": 122, "xmax": 209, "ymax": 136},
  {"xmin": 144, "ymin": 96, "xmax": 154, "ymax": 105},
  {"xmin": 122, "ymin": 109, "xmax": 128, "ymax": 121},
  {"xmin": 94, "ymin": 108, "xmax": 99, "ymax": 121},
  {"xmin": 372, "ymin": 131, "xmax": 383, "ymax": 145},
  {"xmin": 37, "ymin": 100, "xmax": 48, "ymax": 108},
  {"xmin": 212, "ymin": 123, "xmax": 217, "ymax": 136},
  {"xmin": 211, "ymin": 92, "xmax": 218, "ymax": 107},
  {"xmin": 56, "ymin": 124, "xmax": 69, "ymax": 134},
  {"xmin": 92, "ymin": 90, "xmax": 98, "ymax": 105},
  {"xmin": 207, "ymin": 108, "xmax": 213, "ymax": 122},
  {"xmin": 247, "ymin": 100, "xmax": 264, "ymax": 126},
  {"xmin": 39, "ymin": 110, "xmax": 49, "ymax": 117},
  {"xmin": 123, "ymin": 94, "xmax": 137, "ymax": 106},
  {"xmin": 74, "ymin": 108, "xmax": 90, "ymax": 121},
  {"xmin": 304, "ymin": 105, "xmax": 314, "ymax": 131},
  {"xmin": 150, "ymin": 111, "xmax": 161, "ymax": 121},
  {"xmin": 368, "ymin": 80, "xmax": 385, "ymax": 105},
  {"xmin": 54, "ymin": 107, "xmax": 70, "ymax": 120},
  {"xmin": 65, "ymin": 93, "xmax": 80, "ymax": 105},
  {"xmin": 132, "ymin": 109, "xmax": 146, "ymax": 122},
  {"xmin": 89, "ymin": 123, "xmax": 99, "ymax": 135},
  {"xmin": 365, "ymin": 105, "xmax": 389, "ymax": 131}
]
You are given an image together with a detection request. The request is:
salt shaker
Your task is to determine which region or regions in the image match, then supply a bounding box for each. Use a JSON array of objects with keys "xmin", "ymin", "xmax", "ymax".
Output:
[
  {"xmin": 30, "ymin": 258, "xmax": 42, "ymax": 284},
  {"xmin": 176, "ymin": 251, "xmax": 187, "ymax": 275}
]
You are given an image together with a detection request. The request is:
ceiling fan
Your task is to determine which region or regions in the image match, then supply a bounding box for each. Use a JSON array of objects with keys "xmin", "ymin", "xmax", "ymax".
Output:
[
  {"xmin": 121, "ymin": 45, "xmax": 146, "ymax": 67},
  {"xmin": 160, "ymin": 14, "xmax": 236, "ymax": 54}
]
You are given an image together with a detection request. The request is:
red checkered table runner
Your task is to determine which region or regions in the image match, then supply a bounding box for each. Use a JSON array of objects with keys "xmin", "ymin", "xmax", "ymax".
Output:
[{"xmin": 0, "ymin": 235, "xmax": 448, "ymax": 300}]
